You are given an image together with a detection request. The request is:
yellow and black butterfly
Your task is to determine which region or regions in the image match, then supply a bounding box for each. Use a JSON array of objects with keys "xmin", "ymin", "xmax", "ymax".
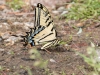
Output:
[{"xmin": 22, "ymin": 3, "xmax": 59, "ymax": 49}]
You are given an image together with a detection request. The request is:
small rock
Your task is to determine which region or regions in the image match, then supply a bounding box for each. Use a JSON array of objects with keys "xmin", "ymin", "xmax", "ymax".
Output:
[
  {"xmin": 13, "ymin": 22, "xmax": 20, "ymax": 25},
  {"xmin": 2, "ymin": 23, "xmax": 10, "ymax": 29},
  {"xmin": 24, "ymin": 22, "xmax": 34, "ymax": 30},
  {"xmin": 95, "ymin": 48, "xmax": 100, "ymax": 62},
  {"xmin": 61, "ymin": 11, "xmax": 68, "ymax": 15},
  {"xmin": 0, "ymin": 5, "xmax": 6, "ymax": 10},
  {"xmin": 50, "ymin": 59, "xmax": 56, "ymax": 63},
  {"xmin": 4, "ymin": 36, "xmax": 21, "ymax": 46},
  {"xmin": 6, "ymin": 36, "xmax": 21, "ymax": 42},
  {"xmin": 76, "ymin": 28, "xmax": 82, "ymax": 35},
  {"xmin": 57, "ymin": 7, "xmax": 66, "ymax": 12},
  {"xmin": 52, "ymin": 10, "xmax": 59, "ymax": 15},
  {"xmin": 0, "ymin": 48, "xmax": 4, "ymax": 51},
  {"xmin": 2, "ymin": 23, "xmax": 8, "ymax": 26},
  {"xmin": 0, "ymin": 25, "xmax": 2, "ymax": 28},
  {"xmin": 1, "ymin": 32, "xmax": 11, "ymax": 39},
  {"xmin": 0, "ymin": 36, "xmax": 3, "ymax": 42},
  {"xmin": 24, "ymin": 22, "xmax": 34, "ymax": 27}
]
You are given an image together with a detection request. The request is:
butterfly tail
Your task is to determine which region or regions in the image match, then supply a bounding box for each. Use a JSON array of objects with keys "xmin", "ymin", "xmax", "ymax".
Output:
[{"xmin": 41, "ymin": 39, "xmax": 60, "ymax": 49}]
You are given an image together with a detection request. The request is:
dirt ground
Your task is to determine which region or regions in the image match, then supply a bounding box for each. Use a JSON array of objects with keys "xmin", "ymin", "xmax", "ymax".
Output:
[{"xmin": 0, "ymin": 1, "xmax": 100, "ymax": 75}]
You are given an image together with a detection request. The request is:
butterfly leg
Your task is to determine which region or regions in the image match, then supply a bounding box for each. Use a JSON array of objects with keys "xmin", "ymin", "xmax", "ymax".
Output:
[{"xmin": 44, "ymin": 49, "xmax": 51, "ymax": 54}]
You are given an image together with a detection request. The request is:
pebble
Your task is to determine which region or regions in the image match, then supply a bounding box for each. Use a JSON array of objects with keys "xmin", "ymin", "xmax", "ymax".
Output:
[
  {"xmin": 61, "ymin": 11, "xmax": 68, "ymax": 15},
  {"xmin": 0, "ymin": 48, "xmax": 4, "ymax": 51},
  {"xmin": 57, "ymin": 7, "xmax": 66, "ymax": 12},
  {"xmin": 13, "ymin": 22, "xmax": 20, "ymax": 25},
  {"xmin": 1, "ymin": 32, "xmax": 11, "ymax": 39},
  {"xmin": 0, "ymin": 37, "xmax": 2, "ymax": 41},
  {"xmin": 24, "ymin": 22, "xmax": 34, "ymax": 27},
  {"xmin": 52, "ymin": 10, "xmax": 59, "ymax": 15},
  {"xmin": 4, "ymin": 36, "xmax": 21, "ymax": 42},
  {"xmin": 4, "ymin": 36, "xmax": 21, "ymax": 46},
  {"xmin": 95, "ymin": 48, "xmax": 100, "ymax": 62},
  {"xmin": 50, "ymin": 59, "xmax": 56, "ymax": 63}
]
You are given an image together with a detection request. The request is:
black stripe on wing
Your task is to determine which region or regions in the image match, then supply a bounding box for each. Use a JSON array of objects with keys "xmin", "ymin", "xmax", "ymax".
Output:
[
  {"xmin": 38, "ymin": 33, "xmax": 53, "ymax": 43},
  {"xmin": 42, "ymin": 39, "xmax": 59, "ymax": 49},
  {"xmin": 45, "ymin": 16, "xmax": 51, "ymax": 23},
  {"xmin": 30, "ymin": 26, "xmax": 45, "ymax": 38},
  {"xmin": 34, "ymin": 5, "xmax": 42, "ymax": 29},
  {"xmin": 47, "ymin": 20, "xmax": 53, "ymax": 27}
]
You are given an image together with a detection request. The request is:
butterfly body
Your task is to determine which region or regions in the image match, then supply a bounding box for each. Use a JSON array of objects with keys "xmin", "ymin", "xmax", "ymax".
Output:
[{"xmin": 23, "ymin": 3, "xmax": 59, "ymax": 49}]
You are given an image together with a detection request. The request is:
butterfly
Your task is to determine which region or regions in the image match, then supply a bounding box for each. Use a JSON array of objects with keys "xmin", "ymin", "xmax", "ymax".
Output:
[{"xmin": 22, "ymin": 3, "xmax": 59, "ymax": 49}]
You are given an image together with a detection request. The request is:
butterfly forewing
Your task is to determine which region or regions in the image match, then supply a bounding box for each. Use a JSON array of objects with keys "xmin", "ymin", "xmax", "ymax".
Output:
[{"xmin": 35, "ymin": 3, "xmax": 53, "ymax": 28}]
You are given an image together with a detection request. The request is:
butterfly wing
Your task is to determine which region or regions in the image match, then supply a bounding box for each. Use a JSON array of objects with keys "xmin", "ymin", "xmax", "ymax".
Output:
[
  {"xmin": 33, "ymin": 3, "xmax": 58, "ymax": 43},
  {"xmin": 23, "ymin": 3, "xmax": 59, "ymax": 49},
  {"xmin": 34, "ymin": 3, "xmax": 53, "ymax": 28}
]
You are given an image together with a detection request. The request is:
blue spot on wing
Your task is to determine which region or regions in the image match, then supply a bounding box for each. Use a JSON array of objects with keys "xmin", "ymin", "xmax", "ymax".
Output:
[
  {"xmin": 31, "ymin": 26, "xmax": 45, "ymax": 37},
  {"xmin": 26, "ymin": 26, "xmax": 45, "ymax": 45}
]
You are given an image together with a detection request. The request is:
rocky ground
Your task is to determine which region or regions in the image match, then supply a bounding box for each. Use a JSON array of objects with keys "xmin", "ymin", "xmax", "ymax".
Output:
[{"xmin": 0, "ymin": 0, "xmax": 100, "ymax": 75}]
